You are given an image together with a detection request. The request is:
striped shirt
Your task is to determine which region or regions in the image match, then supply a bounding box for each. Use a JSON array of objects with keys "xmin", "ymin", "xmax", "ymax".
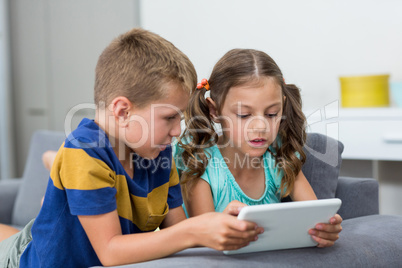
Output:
[{"xmin": 20, "ymin": 118, "xmax": 182, "ymax": 267}]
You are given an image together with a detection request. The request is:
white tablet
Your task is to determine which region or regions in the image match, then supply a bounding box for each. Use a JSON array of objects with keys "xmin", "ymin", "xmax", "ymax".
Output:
[{"xmin": 223, "ymin": 198, "xmax": 342, "ymax": 255}]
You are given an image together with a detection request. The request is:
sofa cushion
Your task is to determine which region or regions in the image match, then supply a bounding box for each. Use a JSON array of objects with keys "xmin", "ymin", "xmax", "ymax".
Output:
[
  {"xmin": 108, "ymin": 215, "xmax": 402, "ymax": 268},
  {"xmin": 11, "ymin": 130, "xmax": 65, "ymax": 227},
  {"xmin": 335, "ymin": 176, "xmax": 379, "ymax": 219},
  {"xmin": 301, "ymin": 133, "xmax": 344, "ymax": 199}
]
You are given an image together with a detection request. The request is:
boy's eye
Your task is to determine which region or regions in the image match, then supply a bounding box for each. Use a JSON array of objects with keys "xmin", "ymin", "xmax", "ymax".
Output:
[
  {"xmin": 166, "ymin": 115, "xmax": 177, "ymax": 120},
  {"xmin": 167, "ymin": 114, "xmax": 184, "ymax": 120},
  {"xmin": 237, "ymin": 114, "xmax": 250, "ymax": 119}
]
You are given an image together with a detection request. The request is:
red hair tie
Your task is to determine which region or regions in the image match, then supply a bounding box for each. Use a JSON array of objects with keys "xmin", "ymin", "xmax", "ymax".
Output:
[{"xmin": 196, "ymin": 78, "xmax": 210, "ymax": 91}]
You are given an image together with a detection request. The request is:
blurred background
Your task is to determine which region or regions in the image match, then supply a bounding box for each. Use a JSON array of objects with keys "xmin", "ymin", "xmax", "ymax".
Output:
[{"xmin": 1, "ymin": 0, "xmax": 401, "ymax": 213}]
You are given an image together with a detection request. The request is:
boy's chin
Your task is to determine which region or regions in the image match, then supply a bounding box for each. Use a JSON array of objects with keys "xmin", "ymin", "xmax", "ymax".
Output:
[
  {"xmin": 137, "ymin": 151, "xmax": 161, "ymax": 160},
  {"xmin": 129, "ymin": 147, "xmax": 161, "ymax": 160}
]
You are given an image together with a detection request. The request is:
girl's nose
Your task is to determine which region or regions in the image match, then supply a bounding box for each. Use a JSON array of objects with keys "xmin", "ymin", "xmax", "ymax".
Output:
[{"xmin": 248, "ymin": 116, "xmax": 269, "ymax": 131}]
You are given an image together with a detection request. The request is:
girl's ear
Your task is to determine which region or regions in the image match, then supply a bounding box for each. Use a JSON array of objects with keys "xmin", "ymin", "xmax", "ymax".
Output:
[
  {"xmin": 110, "ymin": 96, "xmax": 132, "ymax": 128},
  {"xmin": 206, "ymin": 97, "xmax": 220, "ymax": 123}
]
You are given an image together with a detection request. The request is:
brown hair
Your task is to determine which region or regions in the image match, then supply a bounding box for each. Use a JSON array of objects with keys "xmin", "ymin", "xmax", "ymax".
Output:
[
  {"xmin": 94, "ymin": 28, "xmax": 197, "ymax": 108},
  {"xmin": 179, "ymin": 49, "xmax": 306, "ymax": 198}
]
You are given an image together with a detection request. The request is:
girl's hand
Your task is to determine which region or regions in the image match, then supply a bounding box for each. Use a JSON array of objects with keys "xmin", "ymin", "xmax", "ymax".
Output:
[
  {"xmin": 190, "ymin": 212, "xmax": 264, "ymax": 251},
  {"xmin": 223, "ymin": 200, "xmax": 248, "ymax": 216},
  {"xmin": 308, "ymin": 214, "xmax": 343, "ymax": 247}
]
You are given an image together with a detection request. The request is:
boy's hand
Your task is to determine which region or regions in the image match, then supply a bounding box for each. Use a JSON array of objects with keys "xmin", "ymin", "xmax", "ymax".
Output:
[
  {"xmin": 308, "ymin": 213, "xmax": 343, "ymax": 247},
  {"xmin": 223, "ymin": 200, "xmax": 248, "ymax": 216},
  {"xmin": 191, "ymin": 212, "xmax": 264, "ymax": 251}
]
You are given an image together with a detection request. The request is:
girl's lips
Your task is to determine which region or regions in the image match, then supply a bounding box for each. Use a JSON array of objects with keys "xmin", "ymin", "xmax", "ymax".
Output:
[{"xmin": 248, "ymin": 139, "xmax": 267, "ymax": 147}]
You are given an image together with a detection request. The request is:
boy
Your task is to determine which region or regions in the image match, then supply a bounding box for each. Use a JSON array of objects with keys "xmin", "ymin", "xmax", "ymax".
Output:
[{"xmin": 0, "ymin": 28, "xmax": 262, "ymax": 267}]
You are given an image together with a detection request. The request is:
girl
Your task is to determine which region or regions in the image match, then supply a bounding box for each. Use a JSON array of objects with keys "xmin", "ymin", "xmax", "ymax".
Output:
[
  {"xmin": 0, "ymin": 30, "xmax": 263, "ymax": 267},
  {"xmin": 175, "ymin": 49, "xmax": 342, "ymax": 248}
]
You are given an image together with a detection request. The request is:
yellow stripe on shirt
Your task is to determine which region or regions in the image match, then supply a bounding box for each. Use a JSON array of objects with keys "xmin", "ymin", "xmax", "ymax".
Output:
[{"xmin": 51, "ymin": 147, "xmax": 115, "ymax": 191}]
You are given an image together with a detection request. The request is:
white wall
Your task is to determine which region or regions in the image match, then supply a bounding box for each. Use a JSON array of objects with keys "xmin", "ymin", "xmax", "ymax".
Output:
[
  {"xmin": 141, "ymin": 1, "xmax": 402, "ymax": 216},
  {"xmin": 141, "ymin": 0, "xmax": 402, "ymax": 110},
  {"xmin": 9, "ymin": 0, "xmax": 140, "ymax": 176},
  {"xmin": 6, "ymin": 0, "xmax": 402, "ymax": 177},
  {"xmin": 0, "ymin": 0, "xmax": 15, "ymax": 179}
]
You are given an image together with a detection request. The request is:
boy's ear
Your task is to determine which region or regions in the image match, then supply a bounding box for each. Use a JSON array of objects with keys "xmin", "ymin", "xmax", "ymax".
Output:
[
  {"xmin": 206, "ymin": 97, "xmax": 220, "ymax": 123},
  {"xmin": 110, "ymin": 96, "xmax": 132, "ymax": 127}
]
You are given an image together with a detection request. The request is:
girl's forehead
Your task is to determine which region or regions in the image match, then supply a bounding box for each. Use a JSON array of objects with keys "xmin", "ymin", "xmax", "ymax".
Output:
[{"xmin": 225, "ymin": 78, "xmax": 282, "ymax": 105}]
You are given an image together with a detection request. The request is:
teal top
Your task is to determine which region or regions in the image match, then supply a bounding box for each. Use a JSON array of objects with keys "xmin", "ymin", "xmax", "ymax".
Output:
[{"xmin": 173, "ymin": 141, "xmax": 283, "ymax": 213}]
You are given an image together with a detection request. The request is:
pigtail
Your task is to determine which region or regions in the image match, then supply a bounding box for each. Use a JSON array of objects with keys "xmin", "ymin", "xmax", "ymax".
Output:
[
  {"xmin": 274, "ymin": 83, "xmax": 307, "ymax": 198},
  {"xmin": 178, "ymin": 86, "xmax": 218, "ymax": 198}
]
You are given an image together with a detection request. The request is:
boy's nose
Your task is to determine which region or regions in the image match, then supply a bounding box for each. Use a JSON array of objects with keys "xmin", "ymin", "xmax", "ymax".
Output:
[{"xmin": 170, "ymin": 122, "xmax": 182, "ymax": 137}]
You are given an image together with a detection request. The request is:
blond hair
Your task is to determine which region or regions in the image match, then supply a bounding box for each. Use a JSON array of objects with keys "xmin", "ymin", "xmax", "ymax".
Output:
[{"xmin": 94, "ymin": 28, "xmax": 197, "ymax": 107}]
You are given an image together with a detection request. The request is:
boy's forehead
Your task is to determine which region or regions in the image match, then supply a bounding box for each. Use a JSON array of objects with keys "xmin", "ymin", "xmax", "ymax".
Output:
[
  {"xmin": 150, "ymin": 87, "xmax": 189, "ymax": 113},
  {"xmin": 162, "ymin": 84, "xmax": 189, "ymax": 106},
  {"xmin": 151, "ymin": 103, "xmax": 185, "ymax": 113}
]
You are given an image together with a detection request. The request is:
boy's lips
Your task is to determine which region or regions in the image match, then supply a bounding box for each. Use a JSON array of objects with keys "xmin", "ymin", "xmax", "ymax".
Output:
[{"xmin": 158, "ymin": 143, "xmax": 171, "ymax": 151}]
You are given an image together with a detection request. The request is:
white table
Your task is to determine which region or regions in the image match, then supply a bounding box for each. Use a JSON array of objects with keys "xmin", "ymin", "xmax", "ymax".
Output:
[{"xmin": 306, "ymin": 107, "xmax": 402, "ymax": 215}]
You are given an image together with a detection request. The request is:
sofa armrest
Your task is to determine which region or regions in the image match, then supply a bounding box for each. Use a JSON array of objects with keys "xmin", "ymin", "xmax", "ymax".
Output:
[
  {"xmin": 335, "ymin": 176, "xmax": 379, "ymax": 220},
  {"xmin": 0, "ymin": 178, "xmax": 22, "ymax": 224}
]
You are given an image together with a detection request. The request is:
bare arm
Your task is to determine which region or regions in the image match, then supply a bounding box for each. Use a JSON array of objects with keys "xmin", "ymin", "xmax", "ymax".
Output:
[
  {"xmin": 186, "ymin": 178, "xmax": 249, "ymax": 217},
  {"xmin": 78, "ymin": 208, "xmax": 261, "ymax": 266},
  {"xmin": 159, "ymin": 206, "xmax": 186, "ymax": 228},
  {"xmin": 185, "ymin": 179, "xmax": 215, "ymax": 217},
  {"xmin": 289, "ymin": 170, "xmax": 317, "ymax": 201}
]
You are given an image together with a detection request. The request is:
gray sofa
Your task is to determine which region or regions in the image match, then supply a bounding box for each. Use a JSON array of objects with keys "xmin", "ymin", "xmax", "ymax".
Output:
[
  {"xmin": 0, "ymin": 130, "xmax": 66, "ymax": 229},
  {"xmin": 1, "ymin": 131, "xmax": 402, "ymax": 267}
]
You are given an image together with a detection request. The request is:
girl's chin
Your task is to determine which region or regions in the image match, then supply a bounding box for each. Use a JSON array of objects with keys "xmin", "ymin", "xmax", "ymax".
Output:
[
  {"xmin": 233, "ymin": 149, "xmax": 264, "ymax": 159},
  {"xmin": 245, "ymin": 147, "xmax": 268, "ymax": 157}
]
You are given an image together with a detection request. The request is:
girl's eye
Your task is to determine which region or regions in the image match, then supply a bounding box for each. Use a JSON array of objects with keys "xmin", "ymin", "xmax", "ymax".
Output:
[
  {"xmin": 167, "ymin": 115, "xmax": 177, "ymax": 120},
  {"xmin": 237, "ymin": 114, "xmax": 250, "ymax": 119},
  {"xmin": 266, "ymin": 113, "xmax": 278, "ymax": 118}
]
